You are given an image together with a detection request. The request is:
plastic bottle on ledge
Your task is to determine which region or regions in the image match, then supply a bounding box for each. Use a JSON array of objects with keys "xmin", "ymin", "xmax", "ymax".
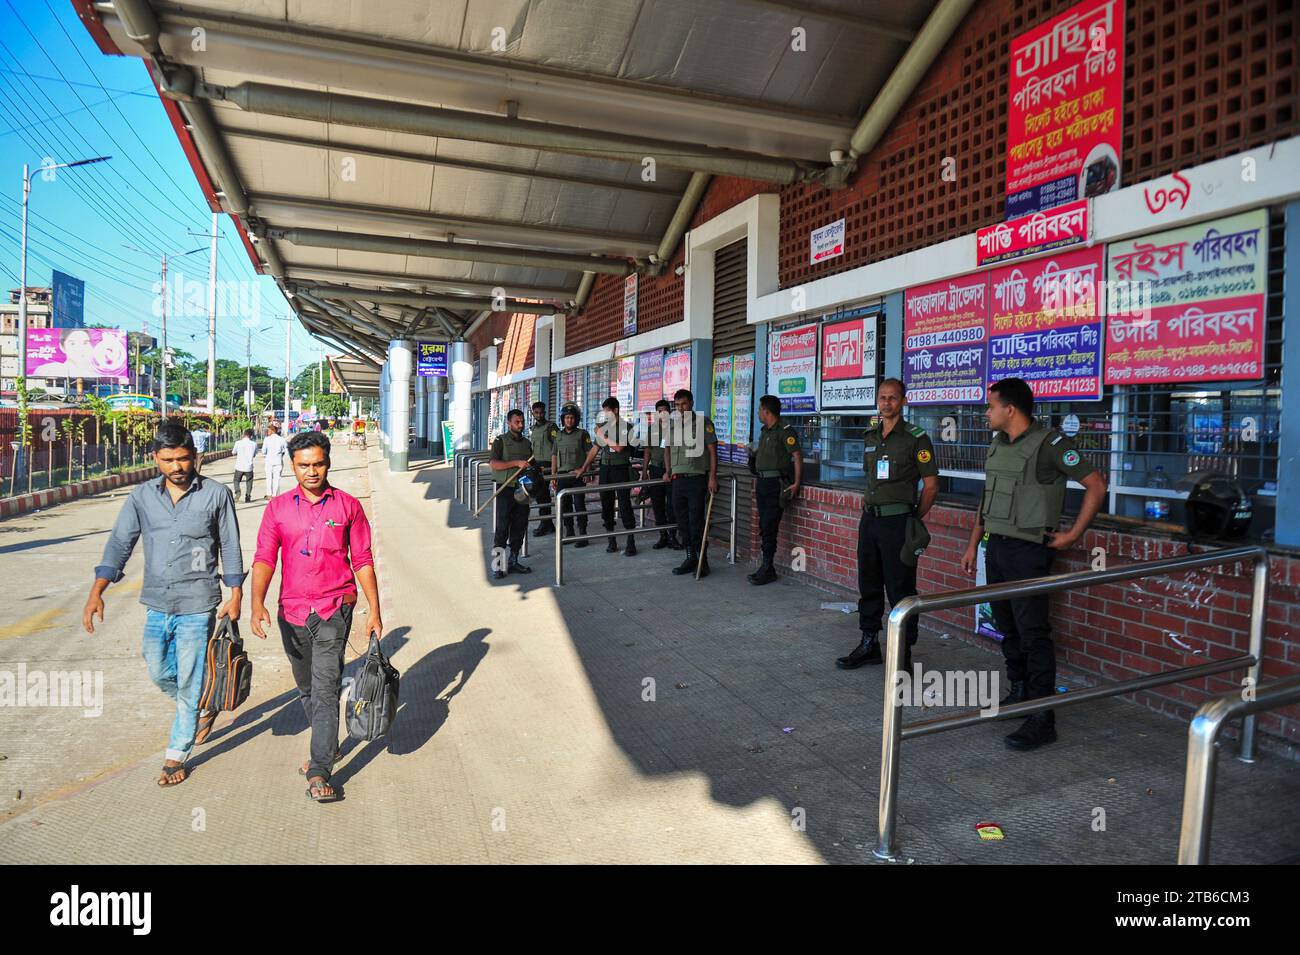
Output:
[{"xmin": 1145, "ymin": 466, "xmax": 1170, "ymax": 521}]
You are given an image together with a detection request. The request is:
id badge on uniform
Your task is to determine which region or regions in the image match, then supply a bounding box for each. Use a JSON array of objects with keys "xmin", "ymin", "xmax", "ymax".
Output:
[{"xmin": 876, "ymin": 456, "xmax": 891, "ymax": 481}]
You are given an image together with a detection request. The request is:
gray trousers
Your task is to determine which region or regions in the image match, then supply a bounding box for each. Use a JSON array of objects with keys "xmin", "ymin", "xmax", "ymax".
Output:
[{"xmin": 278, "ymin": 604, "xmax": 355, "ymax": 782}]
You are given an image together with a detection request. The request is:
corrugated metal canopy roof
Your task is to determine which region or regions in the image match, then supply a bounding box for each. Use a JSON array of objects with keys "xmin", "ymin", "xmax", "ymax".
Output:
[{"xmin": 85, "ymin": 0, "xmax": 941, "ymax": 363}]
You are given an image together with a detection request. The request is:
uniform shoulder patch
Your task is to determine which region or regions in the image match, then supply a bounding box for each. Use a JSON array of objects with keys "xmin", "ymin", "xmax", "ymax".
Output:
[
  {"xmin": 1062, "ymin": 449, "xmax": 1081, "ymax": 467},
  {"xmin": 909, "ymin": 425, "xmax": 925, "ymax": 437},
  {"xmin": 1049, "ymin": 432, "xmax": 1064, "ymax": 445},
  {"xmin": 917, "ymin": 449, "xmax": 932, "ymax": 463},
  {"xmin": 785, "ymin": 435, "xmax": 796, "ymax": 446},
  {"xmin": 705, "ymin": 423, "xmax": 714, "ymax": 433}
]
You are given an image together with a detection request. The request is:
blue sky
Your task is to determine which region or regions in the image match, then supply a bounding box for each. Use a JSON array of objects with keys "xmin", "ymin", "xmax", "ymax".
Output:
[{"xmin": 0, "ymin": 0, "xmax": 313, "ymax": 377}]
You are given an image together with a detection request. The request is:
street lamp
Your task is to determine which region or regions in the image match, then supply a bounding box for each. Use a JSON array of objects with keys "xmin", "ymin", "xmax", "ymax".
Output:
[{"xmin": 17, "ymin": 156, "xmax": 110, "ymax": 386}]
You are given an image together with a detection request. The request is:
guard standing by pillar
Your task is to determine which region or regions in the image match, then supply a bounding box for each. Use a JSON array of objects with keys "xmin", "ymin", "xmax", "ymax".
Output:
[
  {"xmin": 550, "ymin": 404, "xmax": 594, "ymax": 548},
  {"xmin": 960, "ymin": 377, "xmax": 1106, "ymax": 750},
  {"xmin": 644, "ymin": 398, "xmax": 682, "ymax": 550},
  {"xmin": 837, "ymin": 378, "xmax": 940, "ymax": 671},
  {"xmin": 665, "ymin": 388, "xmax": 718, "ymax": 578},
  {"xmin": 577, "ymin": 396, "xmax": 638, "ymax": 556},
  {"xmin": 528, "ymin": 400, "xmax": 559, "ymax": 536},
  {"xmin": 749, "ymin": 395, "xmax": 802, "ymax": 585},
  {"xmin": 488, "ymin": 408, "xmax": 534, "ymax": 580}
]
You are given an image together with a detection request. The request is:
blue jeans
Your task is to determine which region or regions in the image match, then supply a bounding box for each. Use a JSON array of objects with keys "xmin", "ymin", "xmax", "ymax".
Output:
[{"xmin": 142, "ymin": 609, "xmax": 216, "ymax": 762}]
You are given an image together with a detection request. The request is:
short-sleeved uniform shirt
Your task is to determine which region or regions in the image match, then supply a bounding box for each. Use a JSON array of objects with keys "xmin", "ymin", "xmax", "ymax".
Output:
[
  {"xmin": 863, "ymin": 417, "xmax": 939, "ymax": 507},
  {"xmin": 754, "ymin": 417, "xmax": 801, "ymax": 475},
  {"xmin": 667, "ymin": 412, "xmax": 717, "ymax": 476}
]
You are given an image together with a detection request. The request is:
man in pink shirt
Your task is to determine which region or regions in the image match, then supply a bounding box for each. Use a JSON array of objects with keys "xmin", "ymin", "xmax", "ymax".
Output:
[{"xmin": 249, "ymin": 431, "xmax": 383, "ymax": 802}]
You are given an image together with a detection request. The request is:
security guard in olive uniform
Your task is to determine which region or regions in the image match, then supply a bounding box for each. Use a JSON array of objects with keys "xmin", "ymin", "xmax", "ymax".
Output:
[
  {"xmin": 960, "ymin": 377, "xmax": 1106, "ymax": 751},
  {"xmin": 664, "ymin": 388, "xmax": 718, "ymax": 578},
  {"xmin": 550, "ymin": 404, "xmax": 595, "ymax": 548},
  {"xmin": 643, "ymin": 398, "xmax": 683, "ymax": 550},
  {"xmin": 749, "ymin": 394, "xmax": 802, "ymax": 585},
  {"xmin": 528, "ymin": 401, "xmax": 559, "ymax": 535},
  {"xmin": 488, "ymin": 408, "xmax": 535, "ymax": 579},
  {"xmin": 577, "ymin": 396, "xmax": 638, "ymax": 555},
  {"xmin": 838, "ymin": 378, "xmax": 940, "ymax": 670}
]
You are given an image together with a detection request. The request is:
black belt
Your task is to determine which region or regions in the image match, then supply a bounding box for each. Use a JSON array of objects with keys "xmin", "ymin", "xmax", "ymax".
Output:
[
  {"xmin": 674, "ymin": 472, "xmax": 706, "ymax": 480},
  {"xmin": 863, "ymin": 503, "xmax": 914, "ymax": 517},
  {"xmin": 987, "ymin": 532, "xmax": 1049, "ymax": 543}
]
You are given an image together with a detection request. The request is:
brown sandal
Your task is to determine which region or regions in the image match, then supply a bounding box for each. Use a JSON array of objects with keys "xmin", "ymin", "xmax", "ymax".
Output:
[{"xmin": 306, "ymin": 777, "xmax": 338, "ymax": 802}]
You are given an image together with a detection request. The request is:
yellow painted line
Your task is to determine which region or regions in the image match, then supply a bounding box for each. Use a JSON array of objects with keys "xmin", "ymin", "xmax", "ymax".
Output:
[{"xmin": 0, "ymin": 608, "xmax": 66, "ymax": 641}]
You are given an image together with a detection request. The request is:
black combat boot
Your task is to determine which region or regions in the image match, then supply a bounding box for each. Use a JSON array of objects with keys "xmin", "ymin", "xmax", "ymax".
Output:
[
  {"xmin": 672, "ymin": 551, "xmax": 697, "ymax": 575},
  {"xmin": 575, "ymin": 524, "xmax": 589, "ymax": 548},
  {"xmin": 668, "ymin": 533, "xmax": 685, "ymax": 550},
  {"xmin": 605, "ymin": 533, "xmax": 619, "ymax": 553},
  {"xmin": 533, "ymin": 520, "xmax": 554, "ymax": 536},
  {"xmin": 836, "ymin": 633, "xmax": 883, "ymax": 669},
  {"xmin": 508, "ymin": 551, "xmax": 532, "ymax": 574},
  {"xmin": 748, "ymin": 557, "xmax": 777, "ymax": 585},
  {"xmin": 625, "ymin": 535, "xmax": 637, "ymax": 556},
  {"xmin": 653, "ymin": 531, "xmax": 671, "ymax": 549},
  {"xmin": 999, "ymin": 679, "xmax": 1027, "ymax": 707},
  {"xmin": 492, "ymin": 566, "xmax": 507, "ymax": 580},
  {"xmin": 1005, "ymin": 710, "xmax": 1057, "ymax": 751}
]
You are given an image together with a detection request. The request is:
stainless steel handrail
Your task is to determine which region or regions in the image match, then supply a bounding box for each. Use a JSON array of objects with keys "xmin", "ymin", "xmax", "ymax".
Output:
[
  {"xmin": 1177, "ymin": 673, "xmax": 1300, "ymax": 864},
  {"xmin": 454, "ymin": 450, "xmax": 489, "ymax": 503},
  {"xmin": 553, "ymin": 474, "xmax": 738, "ymax": 585},
  {"xmin": 874, "ymin": 544, "xmax": 1269, "ymax": 861}
]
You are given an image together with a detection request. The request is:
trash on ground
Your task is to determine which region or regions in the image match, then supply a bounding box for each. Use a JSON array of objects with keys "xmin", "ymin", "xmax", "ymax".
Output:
[
  {"xmin": 820, "ymin": 602, "xmax": 856, "ymax": 614},
  {"xmin": 975, "ymin": 821, "xmax": 1004, "ymax": 841}
]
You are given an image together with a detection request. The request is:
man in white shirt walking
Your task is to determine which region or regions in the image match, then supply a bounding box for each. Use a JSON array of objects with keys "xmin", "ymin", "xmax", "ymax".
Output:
[
  {"xmin": 261, "ymin": 422, "xmax": 289, "ymax": 498},
  {"xmin": 231, "ymin": 428, "xmax": 258, "ymax": 502}
]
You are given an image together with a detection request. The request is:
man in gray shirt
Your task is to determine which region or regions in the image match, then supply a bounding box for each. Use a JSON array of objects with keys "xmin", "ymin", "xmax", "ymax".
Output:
[{"xmin": 82, "ymin": 423, "xmax": 245, "ymax": 787}]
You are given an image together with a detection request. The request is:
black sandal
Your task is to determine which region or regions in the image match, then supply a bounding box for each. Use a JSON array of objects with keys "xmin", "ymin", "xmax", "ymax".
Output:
[
  {"xmin": 306, "ymin": 777, "xmax": 338, "ymax": 802},
  {"xmin": 298, "ymin": 747, "xmax": 343, "ymax": 776},
  {"xmin": 157, "ymin": 763, "xmax": 188, "ymax": 786}
]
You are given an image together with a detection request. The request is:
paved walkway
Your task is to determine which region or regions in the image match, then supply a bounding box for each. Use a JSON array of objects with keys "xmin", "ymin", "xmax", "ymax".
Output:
[{"xmin": 1, "ymin": 446, "xmax": 1298, "ymax": 863}]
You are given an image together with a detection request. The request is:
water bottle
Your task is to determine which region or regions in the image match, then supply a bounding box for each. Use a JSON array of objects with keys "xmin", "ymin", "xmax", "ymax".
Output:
[{"xmin": 1145, "ymin": 466, "xmax": 1170, "ymax": 521}]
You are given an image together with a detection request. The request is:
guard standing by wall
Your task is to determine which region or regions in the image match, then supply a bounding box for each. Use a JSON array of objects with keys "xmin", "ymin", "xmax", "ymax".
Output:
[
  {"xmin": 644, "ymin": 398, "xmax": 682, "ymax": 550},
  {"xmin": 960, "ymin": 377, "xmax": 1106, "ymax": 751},
  {"xmin": 550, "ymin": 404, "xmax": 594, "ymax": 549},
  {"xmin": 488, "ymin": 408, "xmax": 534, "ymax": 580},
  {"xmin": 749, "ymin": 394, "xmax": 802, "ymax": 585},
  {"xmin": 528, "ymin": 401, "xmax": 559, "ymax": 536},
  {"xmin": 577, "ymin": 396, "xmax": 638, "ymax": 556},
  {"xmin": 837, "ymin": 378, "xmax": 939, "ymax": 671},
  {"xmin": 665, "ymin": 388, "xmax": 718, "ymax": 578}
]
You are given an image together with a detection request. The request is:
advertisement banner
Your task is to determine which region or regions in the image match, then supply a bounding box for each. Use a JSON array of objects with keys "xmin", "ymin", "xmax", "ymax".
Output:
[
  {"xmin": 25, "ymin": 328, "xmax": 128, "ymax": 381},
  {"xmin": 1006, "ymin": 0, "xmax": 1124, "ymax": 217},
  {"xmin": 1103, "ymin": 208, "xmax": 1268, "ymax": 385},
  {"xmin": 731, "ymin": 353, "xmax": 755, "ymax": 448},
  {"xmin": 810, "ymin": 218, "xmax": 845, "ymax": 265},
  {"xmin": 623, "ymin": 274, "xmax": 638, "ymax": 337},
  {"xmin": 711, "ymin": 356, "xmax": 735, "ymax": 462},
  {"xmin": 987, "ymin": 246, "xmax": 1104, "ymax": 400},
  {"xmin": 613, "ymin": 355, "xmax": 636, "ymax": 410},
  {"xmin": 635, "ymin": 349, "xmax": 664, "ymax": 412},
  {"xmin": 662, "ymin": 346, "xmax": 691, "ymax": 401},
  {"xmin": 903, "ymin": 276, "xmax": 989, "ymax": 405},
  {"xmin": 416, "ymin": 342, "xmax": 448, "ymax": 376},
  {"xmin": 51, "ymin": 270, "xmax": 85, "ymax": 328},
  {"xmin": 442, "ymin": 420, "xmax": 455, "ymax": 463},
  {"xmin": 976, "ymin": 198, "xmax": 1088, "ymax": 267},
  {"xmin": 820, "ymin": 308, "xmax": 880, "ymax": 411},
  {"xmin": 768, "ymin": 323, "xmax": 819, "ymax": 414}
]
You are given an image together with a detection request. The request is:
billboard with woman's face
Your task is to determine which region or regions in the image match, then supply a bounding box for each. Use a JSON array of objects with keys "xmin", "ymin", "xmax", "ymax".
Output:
[{"xmin": 26, "ymin": 328, "xmax": 129, "ymax": 381}]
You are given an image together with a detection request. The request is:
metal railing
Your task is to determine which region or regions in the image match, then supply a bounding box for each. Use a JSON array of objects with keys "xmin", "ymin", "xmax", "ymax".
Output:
[
  {"xmin": 874, "ymin": 544, "xmax": 1269, "ymax": 861},
  {"xmin": 453, "ymin": 450, "xmax": 489, "ymax": 504},
  {"xmin": 553, "ymin": 473, "xmax": 738, "ymax": 586},
  {"xmin": 1177, "ymin": 673, "xmax": 1300, "ymax": 864}
]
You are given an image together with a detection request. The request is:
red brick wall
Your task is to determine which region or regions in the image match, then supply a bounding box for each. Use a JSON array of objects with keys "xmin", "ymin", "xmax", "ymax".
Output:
[
  {"xmin": 752, "ymin": 484, "xmax": 1300, "ymax": 756},
  {"xmin": 563, "ymin": 178, "xmax": 776, "ymax": 355},
  {"xmin": 466, "ymin": 311, "xmax": 537, "ymax": 374},
  {"xmin": 777, "ymin": 0, "xmax": 1300, "ymax": 289}
]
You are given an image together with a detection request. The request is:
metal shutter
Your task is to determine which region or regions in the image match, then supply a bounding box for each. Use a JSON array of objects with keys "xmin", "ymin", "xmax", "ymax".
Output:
[{"xmin": 710, "ymin": 239, "xmax": 756, "ymax": 558}]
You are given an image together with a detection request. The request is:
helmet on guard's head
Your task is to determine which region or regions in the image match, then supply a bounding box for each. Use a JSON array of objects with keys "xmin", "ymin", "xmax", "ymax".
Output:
[{"xmin": 560, "ymin": 404, "xmax": 580, "ymax": 425}]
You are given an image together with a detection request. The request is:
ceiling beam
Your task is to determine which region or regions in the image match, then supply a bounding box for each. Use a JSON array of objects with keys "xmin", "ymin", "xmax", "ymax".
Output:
[
  {"xmin": 281, "ymin": 265, "xmax": 577, "ymax": 302},
  {"xmin": 289, "ymin": 283, "xmax": 560, "ymax": 316}
]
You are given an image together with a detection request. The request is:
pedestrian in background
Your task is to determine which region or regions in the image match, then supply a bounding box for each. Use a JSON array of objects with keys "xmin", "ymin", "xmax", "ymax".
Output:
[
  {"xmin": 231, "ymin": 428, "xmax": 258, "ymax": 503},
  {"xmin": 261, "ymin": 421, "xmax": 288, "ymax": 498}
]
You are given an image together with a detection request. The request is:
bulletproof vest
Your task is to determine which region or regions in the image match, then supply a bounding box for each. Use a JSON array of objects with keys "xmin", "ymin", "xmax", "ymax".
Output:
[
  {"xmin": 493, "ymin": 430, "xmax": 534, "ymax": 485},
  {"xmin": 598, "ymin": 419, "xmax": 632, "ymax": 466},
  {"xmin": 981, "ymin": 427, "xmax": 1066, "ymax": 542},
  {"xmin": 554, "ymin": 428, "xmax": 591, "ymax": 471},
  {"xmin": 530, "ymin": 419, "xmax": 558, "ymax": 462}
]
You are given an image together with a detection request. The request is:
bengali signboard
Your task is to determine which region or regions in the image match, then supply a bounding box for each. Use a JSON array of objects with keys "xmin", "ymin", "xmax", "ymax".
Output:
[
  {"xmin": 1103, "ymin": 209, "xmax": 1268, "ymax": 385},
  {"xmin": 416, "ymin": 342, "xmax": 448, "ymax": 376},
  {"xmin": 1006, "ymin": 0, "xmax": 1124, "ymax": 217},
  {"xmin": 623, "ymin": 274, "xmax": 638, "ymax": 337},
  {"xmin": 731, "ymin": 353, "xmax": 755, "ymax": 447},
  {"xmin": 987, "ymin": 246, "xmax": 1104, "ymax": 400},
  {"xmin": 613, "ymin": 355, "xmax": 636, "ymax": 409},
  {"xmin": 768, "ymin": 322, "xmax": 819, "ymax": 414},
  {"xmin": 903, "ymin": 276, "xmax": 989, "ymax": 405},
  {"xmin": 819, "ymin": 308, "xmax": 880, "ymax": 411},
  {"xmin": 711, "ymin": 356, "xmax": 735, "ymax": 462},
  {"xmin": 25, "ymin": 328, "xmax": 128, "ymax": 381},
  {"xmin": 810, "ymin": 218, "xmax": 845, "ymax": 265},
  {"xmin": 977, "ymin": 198, "xmax": 1088, "ymax": 267},
  {"xmin": 662, "ymin": 346, "xmax": 691, "ymax": 401},
  {"xmin": 635, "ymin": 349, "xmax": 663, "ymax": 411}
]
